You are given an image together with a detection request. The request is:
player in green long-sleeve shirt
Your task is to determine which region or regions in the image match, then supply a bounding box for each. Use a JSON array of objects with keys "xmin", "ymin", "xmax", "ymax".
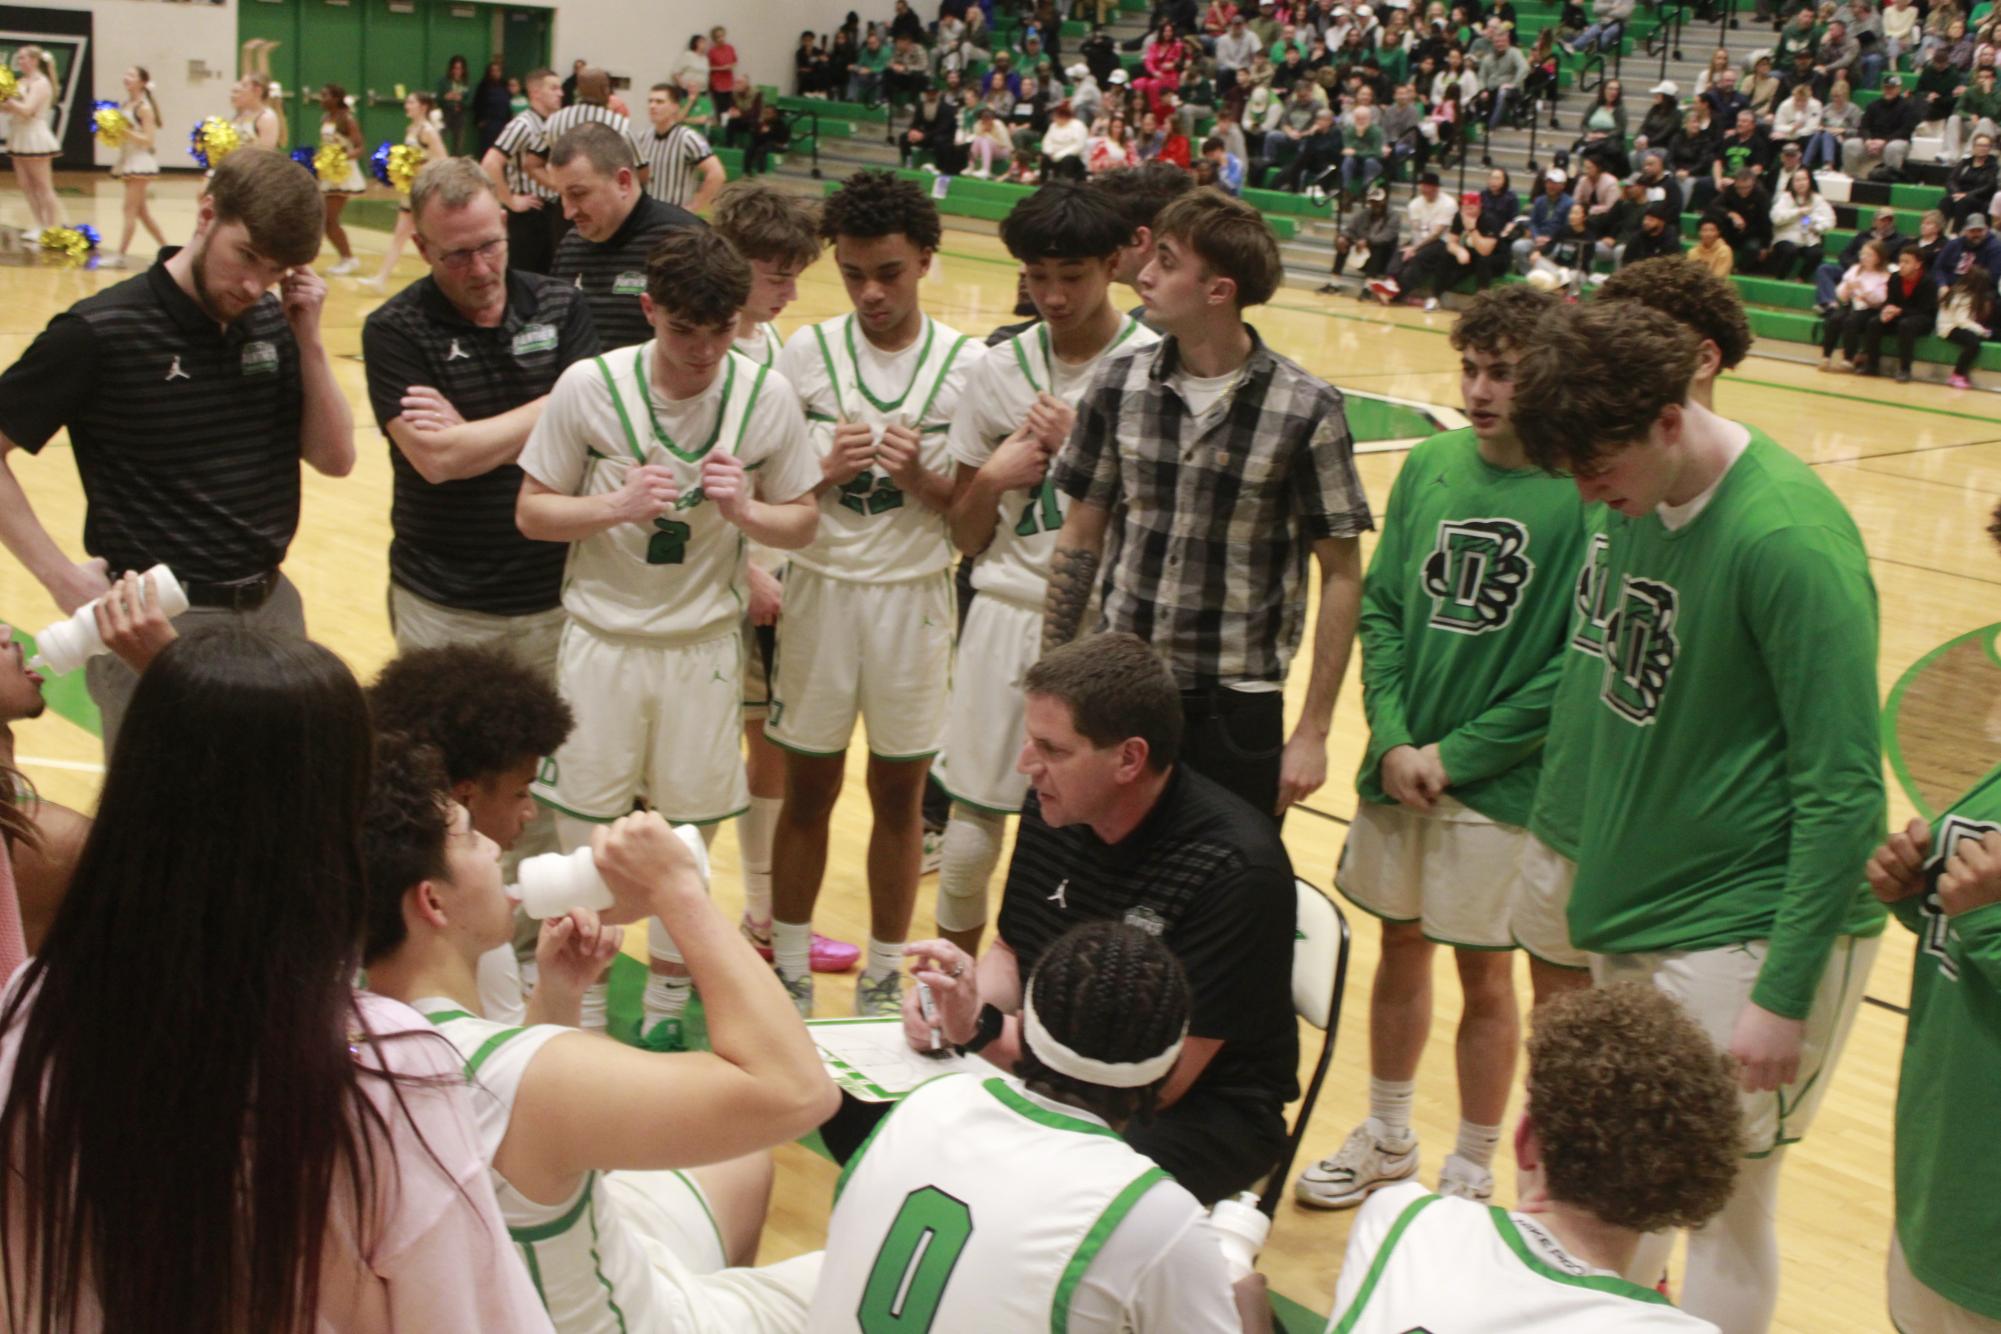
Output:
[
  {"xmin": 1522, "ymin": 258, "xmax": 1759, "ymax": 1004},
  {"xmin": 1295, "ymin": 287, "xmax": 1585, "ymax": 1215},
  {"xmin": 1867, "ymin": 759, "xmax": 2001, "ymax": 1333},
  {"xmin": 1514, "ymin": 298, "xmax": 1885, "ymax": 1334}
]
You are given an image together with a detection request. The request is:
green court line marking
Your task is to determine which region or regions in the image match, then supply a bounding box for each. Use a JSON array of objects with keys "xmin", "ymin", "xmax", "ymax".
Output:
[
  {"xmin": 5, "ymin": 627, "xmax": 100, "ymax": 737},
  {"xmin": 1881, "ymin": 621, "xmax": 1999, "ymax": 823},
  {"xmin": 1720, "ymin": 376, "xmax": 2001, "ymax": 427}
]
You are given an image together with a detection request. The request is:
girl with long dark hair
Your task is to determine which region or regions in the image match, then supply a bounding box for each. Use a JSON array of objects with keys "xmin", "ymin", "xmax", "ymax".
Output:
[{"xmin": 0, "ymin": 628, "xmax": 548, "ymax": 1333}]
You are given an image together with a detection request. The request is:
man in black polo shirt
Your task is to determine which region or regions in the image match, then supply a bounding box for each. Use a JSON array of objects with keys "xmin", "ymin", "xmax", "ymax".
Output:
[
  {"xmin": 548, "ymin": 122, "xmax": 702, "ymax": 351},
  {"xmin": 901, "ymin": 631, "xmax": 1299, "ymax": 1205},
  {"xmin": 362, "ymin": 157, "xmax": 599, "ymax": 678},
  {"xmin": 0, "ymin": 148, "xmax": 355, "ymax": 752}
]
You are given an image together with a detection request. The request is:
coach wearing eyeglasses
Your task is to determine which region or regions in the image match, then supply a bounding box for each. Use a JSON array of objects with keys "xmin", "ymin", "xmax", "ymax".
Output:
[{"xmin": 362, "ymin": 156, "xmax": 600, "ymax": 678}]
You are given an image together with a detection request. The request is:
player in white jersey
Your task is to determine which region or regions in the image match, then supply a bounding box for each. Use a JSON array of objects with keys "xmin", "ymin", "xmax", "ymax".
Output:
[
  {"xmin": 709, "ymin": 182, "xmax": 861, "ymax": 978},
  {"xmin": 931, "ymin": 184, "xmax": 1159, "ymax": 954},
  {"xmin": 369, "ymin": 643, "xmax": 577, "ymax": 1025},
  {"xmin": 361, "ymin": 742, "xmax": 839, "ymax": 1334},
  {"xmin": 810, "ymin": 921, "xmax": 1259, "ymax": 1332},
  {"xmin": 1326, "ymin": 983, "xmax": 1742, "ymax": 1334},
  {"xmin": 769, "ymin": 171, "xmax": 983, "ymax": 1018},
  {"xmin": 517, "ymin": 227, "xmax": 821, "ymax": 1050}
]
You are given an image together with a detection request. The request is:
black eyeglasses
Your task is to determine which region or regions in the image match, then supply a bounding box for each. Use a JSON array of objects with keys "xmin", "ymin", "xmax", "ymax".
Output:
[{"xmin": 432, "ymin": 237, "xmax": 507, "ymax": 271}]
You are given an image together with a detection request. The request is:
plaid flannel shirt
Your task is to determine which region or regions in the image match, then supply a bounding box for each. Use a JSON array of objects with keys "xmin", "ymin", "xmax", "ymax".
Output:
[{"xmin": 1050, "ymin": 327, "xmax": 1374, "ymax": 685}]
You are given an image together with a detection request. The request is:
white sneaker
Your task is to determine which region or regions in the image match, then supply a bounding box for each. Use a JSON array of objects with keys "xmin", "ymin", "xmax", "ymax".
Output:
[
  {"xmin": 1423, "ymin": 296, "xmax": 1440, "ymax": 312},
  {"xmin": 97, "ymin": 252, "xmax": 127, "ymax": 269},
  {"xmin": 1295, "ymin": 1122, "xmax": 1419, "ymax": 1209},
  {"xmin": 1438, "ymin": 1153, "xmax": 1495, "ymax": 1203},
  {"xmin": 357, "ymin": 274, "xmax": 387, "ymax": 294},
  {"xmin": 328, "ymin": 256, "xmax": 359, "ymax": 276}
]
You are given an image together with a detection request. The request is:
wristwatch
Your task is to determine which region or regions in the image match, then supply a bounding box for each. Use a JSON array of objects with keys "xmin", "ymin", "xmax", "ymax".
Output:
[{"xmin": 957, "ymin": 1003, "xmax": 1006, "ymax": 1056}]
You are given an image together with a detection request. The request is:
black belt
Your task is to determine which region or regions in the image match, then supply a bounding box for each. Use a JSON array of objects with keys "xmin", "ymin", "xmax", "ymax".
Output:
[{"xmin": 180, "ymin": 569, "xmax": 281, "ymax": 612}]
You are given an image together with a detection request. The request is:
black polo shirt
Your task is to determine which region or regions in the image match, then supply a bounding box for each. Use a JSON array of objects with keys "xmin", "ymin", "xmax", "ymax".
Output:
[
  {"xmin": 0, "ymin": 249, "xmax": 304, "ymax": 583},
  {"xmin": 362, "ymin": 269, "xmax": 599, "ymax": 616},
  {"xmin": 996, "ymin": 765, "xmax": 1299, "ymax": 1109},
  {"xmin": 550, "ymin": 192, "xmax": 703, "ymax": 351}
]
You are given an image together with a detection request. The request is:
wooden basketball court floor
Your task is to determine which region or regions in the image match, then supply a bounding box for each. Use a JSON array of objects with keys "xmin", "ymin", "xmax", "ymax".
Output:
[{"xmin": 4, "ymin": 175, "xmax": 1999, "ymax": 1330}]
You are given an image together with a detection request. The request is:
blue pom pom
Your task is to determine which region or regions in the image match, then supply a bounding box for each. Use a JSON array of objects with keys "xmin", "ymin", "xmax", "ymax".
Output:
[
  {"xmin": 370, "ymin": 140, "xmax": 394, "ymax": 186},
  {"xmin": 89, "ymin": 99, "xmax": 120, "ymax": 137},
  {"xmin": 189, "ymin": 119, "xmax": 209, "ymax": 169},
  {"xmin": 291, "ymin": 146, "xmax": 317, "ymax": 176},
  {"xmin": 77, "ymin": 224, "xmax": 100, "ymax": 248}
]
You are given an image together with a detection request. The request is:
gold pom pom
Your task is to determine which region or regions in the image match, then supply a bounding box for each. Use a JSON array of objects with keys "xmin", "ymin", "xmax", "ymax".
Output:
[
  {"xmin": 387, "ymin": 142, "xmax": 423, "ymax": 195},
  {"xmin": 313, "ymin": 139, "xmax": 352, "ymax": 185},
  {"xmin": 92, "ymin": 105, "xmax": 129, "ymax": 149},
  {"xmin": 38, "ymin": 227, "xmax": 92, "ymax": 263},
  {"xmin": 0, "ymin": 68, "xmax": 18, "ymax": 105},
  {"xmin": 196, "ymin": 115, "xmax": 242, "ymax": 168}
]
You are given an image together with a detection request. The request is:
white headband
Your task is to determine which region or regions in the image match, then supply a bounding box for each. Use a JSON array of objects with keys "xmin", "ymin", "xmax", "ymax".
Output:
[{"xmin": 1020, "ymin": 982, "xmax": 1186, "ymax": 1089}]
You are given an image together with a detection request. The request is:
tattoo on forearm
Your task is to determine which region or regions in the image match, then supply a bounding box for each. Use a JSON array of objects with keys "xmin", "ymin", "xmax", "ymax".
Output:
[{"xmin": 1042, "ymin": 545, "xmax": 1100, "ymax": 655}]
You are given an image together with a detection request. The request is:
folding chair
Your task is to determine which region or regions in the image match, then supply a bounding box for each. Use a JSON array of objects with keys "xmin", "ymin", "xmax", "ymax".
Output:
[{"xmin": 1257, "ymin": 877, "xmax": 1351, "ymax": 1218}]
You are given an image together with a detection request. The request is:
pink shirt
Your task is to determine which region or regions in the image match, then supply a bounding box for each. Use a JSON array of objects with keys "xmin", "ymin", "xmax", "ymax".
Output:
[{"xmin": 0, "ymin": 987, "xmax": 552, "ymax": 1334}]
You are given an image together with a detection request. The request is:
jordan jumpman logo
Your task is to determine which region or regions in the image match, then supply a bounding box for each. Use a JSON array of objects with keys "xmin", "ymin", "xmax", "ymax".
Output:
[
  {"xmin": 1048, "ymin": 878, "xmax": 1068, "ymax": 910},
  {"xmin": 164, "ymin": 355, "xmax": 190, "ymax": 382}
]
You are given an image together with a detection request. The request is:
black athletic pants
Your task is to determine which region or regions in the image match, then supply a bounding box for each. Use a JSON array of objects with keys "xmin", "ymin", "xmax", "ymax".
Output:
[{"xmin": 1178, "ymin": 682, "xmax": 1285, "ymax": 825}]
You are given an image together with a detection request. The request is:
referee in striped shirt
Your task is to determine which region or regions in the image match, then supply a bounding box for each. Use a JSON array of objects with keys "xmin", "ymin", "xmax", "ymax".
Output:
[
  {"xmin": 525, "ymin": 68, "xmax": 628, "ymax": 174},
  {"xmin": 631, "ymin": 83, "xmax": 724, "ymax": 212},
  {"xmin": 0, "ymin": 149, "xmax": 356, "ymax": 752},
  {"xmin": 548, "ymin": 123, "xmax": 703, "ymax": 350},
  {"xmin": 481, "ymin": 66, "xmax": 564, "ymax": 275}
]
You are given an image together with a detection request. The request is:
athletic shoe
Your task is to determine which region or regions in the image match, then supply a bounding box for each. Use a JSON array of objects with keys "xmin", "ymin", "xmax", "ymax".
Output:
[
  {"xmin": 1317, "ymin": 281, "xmax": 1342, "ymax": 294},
  {"xmin": 921, "ymin": 826, "xmax": 944, "ymax": 877},
  {"xmin": 97, "ymin": 252, "xmax": 126, "ymax": 269},
  {"xmin": 357, "ymin": 275, "xmax": 387, "ymax": 294},
  {"xmin": 639, "ymin": 1017, "xmax": 687, "ymax": 1053},
  {"xmin": 1422, "ymin": 297, "xmax": 1439, "ymax": 312},
  {"xmin": 328, "ymin": 256, "xmax": 359, "ymax": 275},
  {"xmin": 1950, "ymin": 374, "xmax": 1971, "ymax": 389},
  {"xmin": 855, "ymin": 971, "xmax": 906, "ymax": 1018},
  {"xmin": 1366, "ymin": 277, "xmax": 1399, "ymax": 303},
  {"xmin": 741, "ymin": 915, "xmax": 862, "ymax": 973},
  {"xmin": 1895, "ymin": 369, "xmax": 1912, "ymax": 383},
  {"xmin": 780, "ymin": 970, "xmax": 815, "ymax": 1020},
  {"xmin": 1294, "ymin": 1122, "xmax": 1419, "ymax": 1209},
  {"xmin": 1437, "ymin": 1153, "xmax": 1495, "ymax": 1204}
]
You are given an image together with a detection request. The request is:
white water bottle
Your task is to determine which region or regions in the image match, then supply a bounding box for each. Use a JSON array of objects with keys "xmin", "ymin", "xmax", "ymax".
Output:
[
  {"xmin": 515, "ymin": 823, "xmax": 710, "ymax": 919},
  {"xmin": 1208, "ymin": 1192, "xmax": 1271, "ymax": 1281},
  {"xmin": 28, "ymin": 564, "xmax": 189, "ymax": 676}
]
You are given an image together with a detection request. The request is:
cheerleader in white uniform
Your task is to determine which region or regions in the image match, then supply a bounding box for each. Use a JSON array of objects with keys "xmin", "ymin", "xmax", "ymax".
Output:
[
  {"xmin": 360, "ymin": 91, "xmax": 446, "ymax": 292},
  {"xmin": 227, "ymin": 72, "xmax": 283, "ymax": 152},
  {"xmin": 108, "ymin": 65, "xmax": 166, "ymax": 268},
  {"xmin": 2, "ymin": 45, "xmax": 65, "ymax": 234},
  {"xmin": 316, "ymin": 83, "xmax": 366, "ymax": 275}
]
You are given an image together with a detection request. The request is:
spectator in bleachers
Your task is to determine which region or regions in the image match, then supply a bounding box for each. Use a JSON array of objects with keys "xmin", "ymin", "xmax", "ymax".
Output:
[
  {"xmin": 1773, "ymin": 79, "xmax": 1824, "ymax": 154},
  {"xmin": 474, "ymin": 59, "xmax": 511, "ymax": 156},
  {"xmin": 849, "ymin": 32, "xmax": 892, "ymax": 103},
  {"xmin": 1768, "ymin": 167, "xmax": 1837, "ymax": 277},
  {"xmin": 1690, "ymin": 215, "xmax": 1738, "ymax": 276},
  {"xmin": 1565, "ymin": 0, "xmax": 1634, "ymax": 56},
  {"xmin": 1338, "ymin": 103, "xmax": 1387, "ymax": 193},
  {"xmin": 1621, "ymin": 197, "xmax": 1686, "ymax": 264},
  {"xmin": 1747, "ymin": 55, "xmax": 1786, "ymax": 118},
  {"xmin": 1273, "ymin": 106, "xmax": 1340, "ymax": 190},
  {"xmin": 1477, "ymin": 28, "xmax": 1528, "ymax": 131},
  {"xmin": 1946, "ymin": 132, "xmax": 1999, "ymax": 231},
  {"xmin": 1777, "ymin": 8, "xmax": 1821, "ymax": 67},
  {"xmin": 1014, "ymin": 74, "xmax": 1055, "ymax": 145},
  {"xmin": 1883, "ymin": 0, "xmax": 1921, "ymax": 67},
  {"xmin": 884, "ymin": 34, "xmax": 934, "ymax": 109},
  {"xmin": 966, "ymin": 105, "xmax": 1015, "ymax": 174},
  {"xmin": 1042, "ymin": 95, "xmax": 1090, "ymax": 175},
  {"xmin": 1814, "ymin": 204, "xmax": 1904, "ymax": 309},
  {"xmin": 1532, "ymin": 199, "xmax": 1596, "ymax": 293},
  {"xmin": 1434, "ymin": 47, "xmax": 1482, "ymax": 107},
  {"xmin": 1808, "ymin": 77, "xmax": 1862, "ymax": 166},
  {"xmin": 1425, "ymin": 80, "xmax": 1464, "ymax": 163},
  {"xmin": 1634, "ymin": 150, "xmax": 1684, "ymax": 210},
  {"xmin": 1695, "ymin": 108, "xmax": 1774, "ymax": 208},
  {"xmin": 1955, "ymin": 66, "xmax": 2001, "ymax": 161},
  {"xmin": 1780, "ymin": 46, "xmax": 1821, "ymax": 103},
  {"xmin": 1695, "ymin": 47, "xmax": 1733, "ymax": 99},
  {"xmin": 1587, "ymin": 172, "xmax": 1645, "ymax": 249},
  {"xmin": 1703, "ymin": 67, "xmax": 1751, "ymax": 126},
  {"xmin": 1259, "ymin": 78, "xmax": 1327, "ymax": 180},
  {"xmin": 1821, "ymin": 236, "xmax": 1891, "ymax": 368},
  {"xmin": 1322, "ymin": 183, "xmax": 1401, "ymax": 287},
  {"xmin": 889, "ymin": 0, "xmax": 924, "ymax": 44},
  {"xmin": 1815, "ymin": 19, "xmax": 1860, "ymax": 95},
  {"xmin": 1201, "ymin": 132, "xmax": 1248, "ymax": 190},
  {"xmin": 1088, "ymin": 112, "xmax": 1138, "ymax": 171},
  {"xmin": 1575, "ymin": 79, "xmax": 1631, "ymax": 174},
  {"xmin": 796, "ymin": 31, "xmax": 831, "ymax": 97},
  {"xmin": 1859, "ymin": 243, "xmax": 1940, "ymax": 378},
  {"xmin": 1937, "ymin": 264, "xmax": 1995, "ymax": 386},
  {"xmin": 902, "ymin": 81, "xmax": 968, "ymax": 172},
  {"xmin": 1637, "ymin": 80, "xmax": 1684, "ymax": 151},
  {"xmin": 1512, "ymin": 164, "xmax": 1573, "ymax": 270},
  {"xmin": 1936, "ymin": 212, "xmax": 2001, "ymax": 284},
  {"xmin": 1845, "ymin": 73, "xmax": 1920, "ymax": 174},
  {"xmin": 1575, "ymin": 154, "xmax": 1620, "ymax": 221},
  {"xmin": 1851, "ymin": 0, "xmax": 1891, "ymax": 88},
  {"xmin": 708, "ymin": 27, "xmax": 740, "ymax": 119},
  {"xmin": 1912, "ymin": 206, "xmax": 1951, "ymax": 268},
  {"xmin": 1705, "ymin": 166, "xmax": 1776, "ymax": 269},
  {"xmin": 1216, "ymin": 13, "xmax": 1261, "ymax": 95},
  {"xmin": 1368, "ymin": 169, "xmax": 1457, "ymax": 306},
  {"xmin": 828, "ymin": 25, "xmax": 858, "ymax": 95},
  {"xmin": 1669, "ymin": 105, "xmax": 1720, "ymax": 180}
]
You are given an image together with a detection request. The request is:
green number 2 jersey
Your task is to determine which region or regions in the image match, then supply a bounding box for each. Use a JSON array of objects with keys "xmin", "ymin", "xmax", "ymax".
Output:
[
  {"xmin": 1891, "ymin": 763, "xmax": 2001, "ymax": 1320},
  {"xmin": 1563, "ymin": 429, "xmax": 1886, "ymax": 1021},
  {"xmin": 1356, "ymin": 429, "xmax": 1589, "ymax": 827}
]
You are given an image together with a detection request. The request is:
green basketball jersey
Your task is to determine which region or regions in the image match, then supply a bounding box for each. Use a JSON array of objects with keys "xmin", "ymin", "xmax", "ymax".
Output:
[
  {"xmin": 1525, "ymin": 510, "xmax": 1615, "ymax": 859},
  {"xmin": 1891, "ymin": 763, "xmax": 2001, "ymax": 1319},
  {"xmin": 1356, "ymin": 429, "xmax": 1589, "ymax": 828},
  {"xmin": 1564, "ymin": 429, "xmax": 1886, "ymax": 1020}
]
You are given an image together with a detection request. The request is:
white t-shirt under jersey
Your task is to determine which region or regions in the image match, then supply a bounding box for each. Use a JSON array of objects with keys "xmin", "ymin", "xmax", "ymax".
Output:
[
  {"xmin": 733, "ymin": 320, "xmax": 782, "ymax": 368},
  {"xmin": 947, "ymin": 317, "xmax": 1157, "ymax": 607},
  {"xmin": 808, "ymin": 1073, "xmax": 1241, "ymax": 1333},
  {"xmin": 517, "ymin": 344, "xmax": 820, "ymax": 643},
  {"xmin": 1326, "ymin": 1182, "xmax": 1718, "ymax": 1333},
  {"xmin": 776, "ymin": 313, "xmax": 981, "ymax": 584}
]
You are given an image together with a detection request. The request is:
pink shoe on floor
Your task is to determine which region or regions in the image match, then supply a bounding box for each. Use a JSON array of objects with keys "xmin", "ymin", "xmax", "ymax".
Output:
[
  {"xmin": 741, "ymin": 916, "xmax": 862, "ymax": 973},
  {"xmin": 1949, "ymin": 374, "xmax": 1971, "ymax": 389}
]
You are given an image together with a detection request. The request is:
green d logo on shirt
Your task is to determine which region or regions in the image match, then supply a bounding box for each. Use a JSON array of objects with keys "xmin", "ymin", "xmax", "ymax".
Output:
[
  {"xmin": 512, "ymin": 323, "xmax": 559, "ymax": 357},
  {"xmin": 613, "ymin": 271, "xmax": 647, "ymax": 297},
  {"xmin": 1422, "ymin": 518, "xmax": 1533, "ymax": 635},
  {"xmin": 240, "ymin": 340, "xmax": 279, "ymax": 377},
  {"xmin": 1601, "ymin": 577, "xmax": 1681, "ymax": 725}
]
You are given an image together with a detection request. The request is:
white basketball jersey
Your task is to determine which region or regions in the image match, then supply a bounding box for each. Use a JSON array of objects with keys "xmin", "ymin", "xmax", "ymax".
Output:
[
  {"xmin": 734, "ymin": 321, "xmax": 782, "ymax": 368},
  {"xmin": 947, "ymin": 318, "xmax": 1155, "ymax": 608},
  {"xmin": 809, "ymin": 1073, "xmax": 1225, "ymax": 1334},
  {"xmin": 415, "ymin": 1000, "xmax": 713, "ymax": 1334},
  {"xmin": 777, "ymin": 314, "xmax": 979, "ymax": 584},
  {"xmin": 1327, "ymin": 1183, "xmax": 1718, "ymax": 1334},
  {"xmin": 518, "ymin": 344, "xmax": 820, "ymax": 642}
]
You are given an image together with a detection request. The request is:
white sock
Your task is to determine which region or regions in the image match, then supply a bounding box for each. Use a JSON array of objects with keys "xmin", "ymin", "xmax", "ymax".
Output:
[
  {"xmin": 864, "ymin": 935, "xmax": 903, "ymax": 982},
  {"xmin": 1454, "ymin": 1119, "xmax": 1504, "ymax": 1170},
  {"xmin": 1368, "ymin": 1077, "xmax": 1417, "ymax": 1145},
  {"xmin": 579, "ymin": 980, "xmax": 609, "ymax": 1033},
  {"xmin": 937, "ymin": 804, "xmax": 1004, "ymax": 934},
  {"xmin": 740, "ymin": 795, "xmax": 781, "ymax": 925},
  {"xmin": 773, "ymin": 919, "xmax": 811, "ymax": 982},
  {"xmin": 642, "ymin": 973, "xmax": 693, "ymax": 1029}
]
